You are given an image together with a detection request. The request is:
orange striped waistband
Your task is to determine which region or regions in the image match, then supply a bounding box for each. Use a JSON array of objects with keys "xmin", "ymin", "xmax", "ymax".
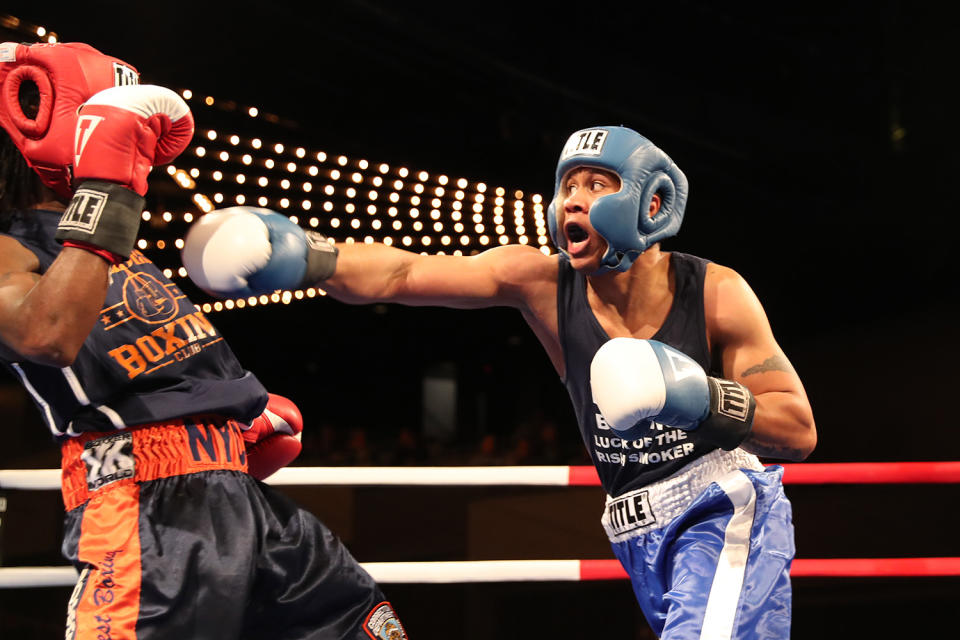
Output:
[{"xmin": 61, "ymin": 417, "xmax": 248, "ymax": 511}]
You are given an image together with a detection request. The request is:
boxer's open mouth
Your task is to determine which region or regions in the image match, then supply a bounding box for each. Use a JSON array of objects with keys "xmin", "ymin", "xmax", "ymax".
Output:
[{"xmin": 565, "ymin": 222, "xmax": 588, "ymax": 243}]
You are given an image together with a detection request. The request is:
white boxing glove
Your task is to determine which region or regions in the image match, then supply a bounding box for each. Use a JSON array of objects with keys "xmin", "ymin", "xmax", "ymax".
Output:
[
  {"xmin": 590, "ymin": 337, "xmax": 755, "ymax": 450},
  {"xmin": 181, "ymin": 207, "xmax": 338, "ymax": 298}
]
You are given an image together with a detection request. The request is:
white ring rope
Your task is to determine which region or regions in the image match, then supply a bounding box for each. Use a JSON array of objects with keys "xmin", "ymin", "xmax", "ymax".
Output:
[
  {"xmin": 0, "ymin": 567, "xmax": 80, "ymax": 588},
  {"xmin": 0, "ymin": 466, "xmax": 578, "ymax": 490},
  {"xmin": 4, "ymin": 461, "xmax": 960, "ymax": 490},
  {"xmin": 266, "ymin": 465, "xmax": 576, "ymax": 486},
  {"xmin": 0, "ymin": 561, "xmax": 583, "ymax": 589},
  {"xmin": 4, "ymin": 557, "xmax": 960, "ymax": 589},
  {"xmin": 3, "ymin": 463, "xmax": 958, "ymax": 588}
]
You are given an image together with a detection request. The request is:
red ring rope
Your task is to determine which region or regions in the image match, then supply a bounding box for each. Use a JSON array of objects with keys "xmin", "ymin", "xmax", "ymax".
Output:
[
  {"xmin": 566, "ymin": 461, "xmax": 960, "ymax": 486},
  {"xmin": 579, "ymin": 557, "xmax": 960, "ymax": 580}
]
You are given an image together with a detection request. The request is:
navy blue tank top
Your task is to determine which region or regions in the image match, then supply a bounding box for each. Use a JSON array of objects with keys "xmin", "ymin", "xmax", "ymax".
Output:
[
  {"xmin": 1, "ymin": 209, "xmax": 267, "ymax": 440},
  {"xmin": 557, "ymin": 252, "xmax": 721, "ymax": 496}
]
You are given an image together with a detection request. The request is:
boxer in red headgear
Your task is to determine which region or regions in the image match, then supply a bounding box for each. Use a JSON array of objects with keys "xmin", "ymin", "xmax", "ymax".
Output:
[
  {"xmin": 1, "ymin": 42, "xmax": 405, "ymax": 639},
  {"xmin": 0, "ymin": 41, "xmax": 139, "ymax": 200}
]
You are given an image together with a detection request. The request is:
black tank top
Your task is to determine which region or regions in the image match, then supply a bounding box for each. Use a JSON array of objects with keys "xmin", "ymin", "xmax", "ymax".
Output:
[
  {"xmin": 557, "ymin": 252, "xmax": 721, "ymax": 496},
  {"xmin": 0, "ymin": 209, "xmax": 267, "ymax": 440}
]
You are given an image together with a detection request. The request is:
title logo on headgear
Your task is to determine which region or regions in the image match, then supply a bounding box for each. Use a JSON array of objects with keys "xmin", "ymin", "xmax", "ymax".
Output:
[{"xmin": 560, "ymin": 129, "xmax": 609, "ymax": 160}]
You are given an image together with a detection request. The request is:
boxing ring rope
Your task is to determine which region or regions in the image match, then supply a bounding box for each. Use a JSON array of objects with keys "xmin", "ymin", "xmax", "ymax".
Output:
[
  {"xmin": 3, "ymin": 557, "xmax": 960, "ymax": 589},
  {"xmin": 2, "ymin": 461, "xmax": 959, "ymax": 588},
  {"xmin": 3, "ymin": 461, "xmax": 960, "ymax": 490}
]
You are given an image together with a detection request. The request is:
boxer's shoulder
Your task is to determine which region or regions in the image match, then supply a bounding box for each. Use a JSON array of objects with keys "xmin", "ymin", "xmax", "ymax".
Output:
[
  {"xmin": 481, "ymin": 243, "xmax": 557, "ymax": 277},
  {"xmin": 703, "ymin": 263, "xmax": 768, "ymax": 338},
  {"xmin": 480, "ymin": 243, "xmax": 559, "ymax": 304},
  {"xmin": 703, "ymin": 260, "xmax": 741, "ymax": 286}
]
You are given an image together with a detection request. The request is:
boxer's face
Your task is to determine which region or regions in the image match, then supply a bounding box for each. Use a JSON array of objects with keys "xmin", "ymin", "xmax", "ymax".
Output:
[{"xmin": 559, "ymin": 166, "xmax": 620, "ymax": 272}]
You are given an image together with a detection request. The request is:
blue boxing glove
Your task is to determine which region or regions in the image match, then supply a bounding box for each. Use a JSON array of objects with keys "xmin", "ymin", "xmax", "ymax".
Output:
[
  {"xmin": 181, "ymin": 207, "xmax": 338, "ymax": 298},
  {"xmin": 590, "ymin": 337, "xmax": 755, "ymax": 450}
]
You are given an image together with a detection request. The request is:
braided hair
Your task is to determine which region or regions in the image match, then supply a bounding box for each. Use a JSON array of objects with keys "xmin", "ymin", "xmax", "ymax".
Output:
[{"xmin": 0, "ymin": 75, "xmax": 47, "ymax": 229}]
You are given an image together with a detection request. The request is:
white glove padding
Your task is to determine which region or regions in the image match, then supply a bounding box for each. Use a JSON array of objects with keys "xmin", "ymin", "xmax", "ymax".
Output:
[
  {"xmin": 590, "ymin": 337, "xmax": 710, "ymax": 432},
  {"xmin": 181, "ymin": 207, "xmax": 337, "ymax": 298},
  {"xmin": 590, "ymin": 337, "xmax": 754, "ymax": 450}
]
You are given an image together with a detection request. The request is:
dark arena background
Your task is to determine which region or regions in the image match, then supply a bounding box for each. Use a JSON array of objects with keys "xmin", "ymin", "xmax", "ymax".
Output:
[{"xmin": 1, "ymin": 2, "xmax": 957, "ymax": 638}]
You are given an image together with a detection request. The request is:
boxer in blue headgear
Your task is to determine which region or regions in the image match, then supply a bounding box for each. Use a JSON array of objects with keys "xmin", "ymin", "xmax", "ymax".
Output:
[
  {"xmin": 547, "ymin": 125, "xmax": 689, "ymax": 273},
  {"xmin": 184, "ymin": 123, "xmax": 817, "ymax": 640}
]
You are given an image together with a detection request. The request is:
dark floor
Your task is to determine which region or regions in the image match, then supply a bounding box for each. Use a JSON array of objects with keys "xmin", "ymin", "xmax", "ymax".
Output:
[{"xmin": 2, "ymin": 576, "xmax": 958, "ymax": 639}]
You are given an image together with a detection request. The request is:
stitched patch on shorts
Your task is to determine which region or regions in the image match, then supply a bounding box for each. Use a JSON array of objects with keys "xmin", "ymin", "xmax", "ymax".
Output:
[
  {"xmin": 606, "ymin": 490, "xmax": 657, "ymax": 536},
  {"xmin": 81, "ymin": 432, "xmax": 135, "ymax": 490},
  {"xmin": 364, "ymin": 601, "xmax": 407, "ymax": 639}
]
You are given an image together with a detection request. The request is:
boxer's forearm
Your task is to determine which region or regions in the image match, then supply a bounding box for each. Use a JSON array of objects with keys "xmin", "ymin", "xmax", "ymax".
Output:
[
  {"xmin": 322, "ymin": 242, "xmax": 421, "ymax": 304},
  {"xmin": 322, "ymin": 242, "xmax": 512, "ymax": 308},
  {"xmin": 0, "ymin": 248, "xmax": 109, "ymax": 366},
  {"xmin": 739, "ymin": 391, "xmax": 816, "ymax": 461}
]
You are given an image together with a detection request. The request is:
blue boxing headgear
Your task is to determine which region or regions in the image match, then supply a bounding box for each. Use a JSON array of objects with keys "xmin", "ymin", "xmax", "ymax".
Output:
[{"xmin": 546, "ymin": 126, "xmax": 689, "ymax": 273}]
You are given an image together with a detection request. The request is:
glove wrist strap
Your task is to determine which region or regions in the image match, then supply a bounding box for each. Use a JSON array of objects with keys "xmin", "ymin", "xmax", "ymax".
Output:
[
  {"xmin": 697, "ymin": 377, "xmax": 755, "ymax": 451},
  {"xmin": 54, "ymin": 181, "xmax": 145, "ymax": 260},
  {"xmin": 301, "ymin": 231, "xmax": 339, "ymax": 285},
  {"xmin": 61, "ymin": 240, "xmax": 123, "ymax": 264}
]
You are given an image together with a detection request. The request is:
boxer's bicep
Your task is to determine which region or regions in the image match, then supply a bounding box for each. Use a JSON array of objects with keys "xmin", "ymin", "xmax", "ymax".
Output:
[
  {"xmin": 408, "ymin": 244, "xmax": 557, "ymax": 309},
  {"xmin": 0, "ymin": 240, "xmax": 42, "ymax": 352},
  {"xmin": 0, "ymin": 238, "xmax": 109, "ymax": 364},
  {"xmin": 403, "ymin": 254, "xmax": 504, "ymax": 307},
  {"xmin": 0, "ymin": 268, "xmax": 40, "ymax": 349},
  {"xmin": 707, "ymin": 265, "xmax": 816, "ymax": 459},
  {"xmin": 711, "ymin": 269, "xmax": 802, "ymax": 396}
]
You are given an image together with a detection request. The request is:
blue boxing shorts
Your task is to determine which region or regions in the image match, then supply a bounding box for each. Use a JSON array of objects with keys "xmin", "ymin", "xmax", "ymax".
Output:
[{"xmin": 605, "ymin": 449, "xmax": 794, "ymax": 640}]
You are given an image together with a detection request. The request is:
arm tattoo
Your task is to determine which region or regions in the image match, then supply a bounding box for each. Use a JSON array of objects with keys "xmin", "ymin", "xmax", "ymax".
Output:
[
  {"xmin": 742, "ymin": 438, "xmax": 802, "ymax": 461},
  {"xmin": 740, "ymin": 355, "xmax": 791, "ymax": 378}
]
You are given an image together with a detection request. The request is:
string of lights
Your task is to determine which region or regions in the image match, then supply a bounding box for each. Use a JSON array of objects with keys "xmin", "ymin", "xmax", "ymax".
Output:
[
  {"xmin": 145, "ymin": 89, "xmax": 555, "ymax": 314},
  {"xmin": 0, "ymin": 14, "xmax": 59, "ymax": 43},
  {"xmin": 2, "ymin": 13, "xmax": 556, "ymax": 315}
]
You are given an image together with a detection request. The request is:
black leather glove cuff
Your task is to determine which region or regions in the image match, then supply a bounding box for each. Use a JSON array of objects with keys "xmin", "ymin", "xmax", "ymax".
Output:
[
  {"xmin": 697, "ymin": 377, "xmax": 756, "ymax": 451},
  {"xmin": 301, "ymin": 230, "xmax": 339, "ymax": 284},
  {"xmin": 54, "ymin": 181, "xmax": 145, "ymax": 260}
]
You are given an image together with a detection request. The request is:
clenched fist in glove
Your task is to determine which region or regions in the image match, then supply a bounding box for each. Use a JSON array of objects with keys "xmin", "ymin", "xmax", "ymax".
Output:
[
  {"xmin": 241, "ymin": 393, "xmax": 304, "ymax": 480},
  {"xmin": 590, "ymin": 337, "xmax": 755, "ymax": 451},
  {"xmin": 181, "ymin": 207, "xmax": 339, "ymax": 298},
  {"xmin": 55, "ymin": 84, "xmax": 194, "ymax": 262}
]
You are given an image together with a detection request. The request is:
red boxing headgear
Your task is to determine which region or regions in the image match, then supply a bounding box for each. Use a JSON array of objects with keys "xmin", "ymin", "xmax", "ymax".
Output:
[{"xmin": 0, "ymin": 41, "xmax": 139, "ymax": 200}]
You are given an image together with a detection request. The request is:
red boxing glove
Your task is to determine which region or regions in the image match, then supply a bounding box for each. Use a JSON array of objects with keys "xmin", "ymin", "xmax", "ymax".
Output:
[
  {"xmin": 241, "ymin": 393, "xmax": 304, "ymax": 480},
  {"xmin": 55, "ymin": 84, "xmax": 194, "ymax": 261},
  {"xmin": 73, "ymin": 84, "xmax": 194, "ymax": 196}
]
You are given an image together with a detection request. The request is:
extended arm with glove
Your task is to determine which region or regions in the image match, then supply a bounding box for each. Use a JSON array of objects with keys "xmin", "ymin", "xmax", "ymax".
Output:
[
  {"xmin": 590, "ymin": 337, "xmax": 755, "ymax": 451},
  {"xmin": 181, "ymin": 207, "xmax": 338, "ymax": 298},
  {"xmin": 242, "ymin": 393, "xmax": 304, "ymax": 480}
]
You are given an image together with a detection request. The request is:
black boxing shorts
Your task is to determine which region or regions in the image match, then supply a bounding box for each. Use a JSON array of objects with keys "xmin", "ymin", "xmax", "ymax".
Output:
[{"xmin": 59, "ymin": 417, "xmax": 406, "ymax": 639}]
